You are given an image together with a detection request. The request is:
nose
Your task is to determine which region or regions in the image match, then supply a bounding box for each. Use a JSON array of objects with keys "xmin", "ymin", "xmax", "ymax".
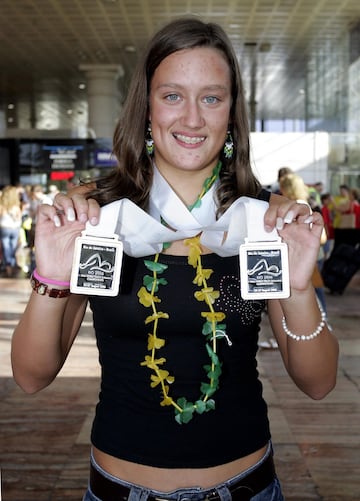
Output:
[{"xmin": 181, "ymin": 99, "xmax": 205, "ymax": 128}]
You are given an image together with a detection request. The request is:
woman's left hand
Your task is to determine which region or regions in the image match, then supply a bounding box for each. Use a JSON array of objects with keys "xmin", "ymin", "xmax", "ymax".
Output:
[
  {"xmin": 277, "ymin": 209, "xmax": 323, "ymax": 292},
  {"xmin": 265, "ymin": 193, "xmax": 323, "ymax": 291},
  {"xmin": 264, "ymin": 193, "xmax": 312, "ymax": 231}
]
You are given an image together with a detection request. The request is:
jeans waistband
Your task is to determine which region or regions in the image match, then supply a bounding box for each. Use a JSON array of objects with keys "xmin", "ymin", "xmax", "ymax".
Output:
[{"xmin": 89, "ymin": 446, "xmax": 275, "ymax": 501}]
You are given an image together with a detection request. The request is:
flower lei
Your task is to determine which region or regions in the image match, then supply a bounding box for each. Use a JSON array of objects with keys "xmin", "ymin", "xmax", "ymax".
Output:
[{"xmin": 138, "ymin": 162, "xmax": 230, "ymax": 424}]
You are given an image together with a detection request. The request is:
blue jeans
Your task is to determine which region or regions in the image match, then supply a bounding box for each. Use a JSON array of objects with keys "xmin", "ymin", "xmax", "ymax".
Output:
[
  {"xmin": 0, "ymin": 227, "xmax": 20, "ymax": 267},
  {"xmin": 83, "ymin": 445, "xmax": 285, "ymax": 501}
]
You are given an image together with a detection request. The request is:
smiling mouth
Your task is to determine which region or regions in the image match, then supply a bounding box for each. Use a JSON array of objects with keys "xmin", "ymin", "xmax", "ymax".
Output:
[{"xmin": 173, "ymin": 133, "xmax": 206, "ymax": 145}]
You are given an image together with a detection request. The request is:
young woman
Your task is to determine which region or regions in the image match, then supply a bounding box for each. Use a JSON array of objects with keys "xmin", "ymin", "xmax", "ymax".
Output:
[
  {"xmin": 0, "ymin": 185, "xmax": 22, "ymax": 277},
  {"xmin": 12, "ymin": 18, "xmax": 339, "ymax": 501}
]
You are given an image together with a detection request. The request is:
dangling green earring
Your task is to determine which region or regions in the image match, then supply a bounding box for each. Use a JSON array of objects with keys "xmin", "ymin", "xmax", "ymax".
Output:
[
  {"xmin": 145, "ymin": 122, "xmax": 154, "ymax": 156},
  {"xmin": 223, "ymin": 129, "xmax": 234, "ymax": 159}
]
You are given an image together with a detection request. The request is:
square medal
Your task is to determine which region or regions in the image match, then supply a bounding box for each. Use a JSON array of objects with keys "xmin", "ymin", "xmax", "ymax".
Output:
[
  {"xmin": 239, "ymin": 239, "xmax": 290, "ymax": 300},
  {"xmin": 70, "ymin": 234, "xmax": 123, "ymax": 296}
]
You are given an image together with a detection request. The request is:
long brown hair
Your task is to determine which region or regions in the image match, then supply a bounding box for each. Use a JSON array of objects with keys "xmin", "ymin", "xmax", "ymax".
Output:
[{"xmin": 88, "ymin": 17, "xmax": 261, "ymax": 212}]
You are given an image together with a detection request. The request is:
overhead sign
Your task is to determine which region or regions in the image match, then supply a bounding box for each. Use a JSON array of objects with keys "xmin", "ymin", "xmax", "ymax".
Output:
[{"xmin": 42, "ymin": 144, "xmax": 85, "ymax": 170}]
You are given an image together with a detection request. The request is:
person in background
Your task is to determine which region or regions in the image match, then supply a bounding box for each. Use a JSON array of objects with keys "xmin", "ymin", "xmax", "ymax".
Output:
[
  {"xmin": 332, "ymin": 184, "xmax": 352, "ymax": 229},
  {"xmin": 308, "ymin": 182, "xmax": 324, "ymax": 208},
  {"xmin": 273, "ymin": 166, "xmax": 293, "ymax": 194},
  {"xmin": 46, "ymin": 184, "xmax": 60, "ymax": 203},
  {"xmin": 345, "ymin": 188, "xmax": 360, "ymax": 229},
  {"xmin": 12, "ymin": 18, "xmax": 338, "ymax": 501},
  {"xmin": 0, "ymin": 185, "xmax": 22, "ymax": 277},
  {"xmin": 350, "ymin": 188, "xmax": 360, "ymax": 228},
  {"xmin": 320, "ymin": 193, "xmax": 335, "ymax": 259}
]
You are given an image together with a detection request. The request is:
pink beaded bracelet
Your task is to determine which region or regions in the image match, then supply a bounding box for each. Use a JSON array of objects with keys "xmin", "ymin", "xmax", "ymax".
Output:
[{"xmin": 33, "ymin": 268, "xmax": 70, "ymax": 288}]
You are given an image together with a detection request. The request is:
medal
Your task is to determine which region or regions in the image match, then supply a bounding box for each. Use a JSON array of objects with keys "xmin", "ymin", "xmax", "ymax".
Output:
[
  {"xmin": 240, "ymin": 238, "xmax": 290, "ymax": 299},
  {"xmin": 70, "ymin": 232, "xmax": 123, "ymax": 296}
]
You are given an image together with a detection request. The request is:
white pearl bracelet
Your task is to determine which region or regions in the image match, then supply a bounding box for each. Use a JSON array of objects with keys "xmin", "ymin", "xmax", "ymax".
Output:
[{"xmin": 281, "ymin": 309, "xmax": 327, "ymax": 341}]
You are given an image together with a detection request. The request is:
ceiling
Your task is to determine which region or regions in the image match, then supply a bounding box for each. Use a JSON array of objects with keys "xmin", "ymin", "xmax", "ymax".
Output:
[{"xmin": 0, "ymin": 0, "xmax": 359, "ymax": 133}]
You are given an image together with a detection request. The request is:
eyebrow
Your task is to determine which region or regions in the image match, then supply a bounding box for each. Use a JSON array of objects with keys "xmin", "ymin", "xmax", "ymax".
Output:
[{"xmin": 155, "ymin": 83, "xmax": 229, "ymax": 92}]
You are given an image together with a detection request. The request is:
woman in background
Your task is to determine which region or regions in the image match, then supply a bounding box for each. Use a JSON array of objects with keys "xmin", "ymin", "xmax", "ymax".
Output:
[{"xmin": 0, "ymin": 185, "xmax": 22, "ymax": 277}]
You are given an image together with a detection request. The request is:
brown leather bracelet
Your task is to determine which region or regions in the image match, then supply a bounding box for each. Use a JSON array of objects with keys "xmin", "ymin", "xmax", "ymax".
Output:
[{"xmin": 30, "ymin": 273, "xmax": 71, "ymax": 298}]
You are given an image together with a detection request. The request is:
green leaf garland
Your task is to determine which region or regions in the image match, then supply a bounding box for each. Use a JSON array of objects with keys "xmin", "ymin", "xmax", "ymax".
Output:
[{"xmin": 139, "ymin": 236, "xmax": 228, "ymax": 424}]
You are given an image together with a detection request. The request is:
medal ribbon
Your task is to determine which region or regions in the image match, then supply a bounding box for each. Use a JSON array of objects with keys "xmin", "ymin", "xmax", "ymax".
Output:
[{"xmin": 84, "ymin": 166, "xmax": 279, "ymax": 257}]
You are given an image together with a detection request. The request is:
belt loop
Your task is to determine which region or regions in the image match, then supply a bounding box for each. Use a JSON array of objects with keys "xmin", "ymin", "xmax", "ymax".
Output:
[
  {"xmin": 128, "ymin": 485, "xmax": 151, "ymax": 501},
  {"xmin": 213, "ymin": 485, "xmax": 232, "ymax": 501}
]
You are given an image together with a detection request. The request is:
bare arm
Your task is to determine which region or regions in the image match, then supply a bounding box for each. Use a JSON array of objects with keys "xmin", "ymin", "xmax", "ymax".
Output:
[
  {"xmin": 266, "ymin": 209, "xmax": 339, "ymax": 399},
  {"xmin": 11, "ymin": 293, "xmax": 88, "ymax": 393},
  {"xmin": 268, "ymin": 294, "xmax": 338, "ymax": 399},
  {"xmin": 11, "ymin": 189, "xmax": 100, "ymax": 393}
]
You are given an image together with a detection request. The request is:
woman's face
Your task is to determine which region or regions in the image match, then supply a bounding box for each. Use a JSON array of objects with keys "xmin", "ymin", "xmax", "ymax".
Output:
[{"xmin": 149, "ymin": 47, "xmax": 232, "ymax": 178}]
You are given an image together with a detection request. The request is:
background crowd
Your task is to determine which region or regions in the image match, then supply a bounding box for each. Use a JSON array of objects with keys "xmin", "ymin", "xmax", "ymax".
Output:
[{"xmin": 0, "ymin": 183, "xmax": 58, "ymax": 277}]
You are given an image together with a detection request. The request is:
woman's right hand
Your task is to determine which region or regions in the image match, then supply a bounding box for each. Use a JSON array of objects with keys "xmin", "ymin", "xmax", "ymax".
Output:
[{"xmin": 34, "ymin": 191, "xmax": 100, "ymax": 281}]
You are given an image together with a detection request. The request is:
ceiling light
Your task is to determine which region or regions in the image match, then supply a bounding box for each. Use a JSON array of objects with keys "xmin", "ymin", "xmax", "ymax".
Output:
[{"xmin": 79, "ymin": 83, "xmax": 86, "ymax": 90}]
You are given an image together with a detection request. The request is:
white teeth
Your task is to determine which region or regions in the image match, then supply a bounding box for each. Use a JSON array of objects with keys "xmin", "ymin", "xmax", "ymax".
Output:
[{"xmin": 174, "ymin": 134, "xmax": 205, "ymax": 145}]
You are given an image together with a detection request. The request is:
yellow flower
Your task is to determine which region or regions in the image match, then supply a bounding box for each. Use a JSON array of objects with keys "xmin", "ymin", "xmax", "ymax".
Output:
[
  {"xmin": 137, "ymin": 286, "xmax": 160, "ymax": 307},
  {"xmin": 185, "ymin": 236, "xmax": 201, "ymax": 268},
  {"xmin": 193, "ymin": 268, "xmax": 213, "ymax": 286},
  {"xmin": 201, "ymin": 311, "xmax": 226, "ymax": 322},
  {"xmin": 194, "ymin": 287, "xmax": 220, "ymax": 304},
  {"xmin": 145, "ymin": 312, "xmax": 169, "ymax": 324},
  {"xmin": 147, "ymin": 334, "xmax": 166, "ymax": 350},
  {"xmin": 160, "ymin": 390, "xmax": 175, "ymax": 407},
  {"xmin": 150, "ymin": 370, "xmax": 175, "ymax": 388},
  {"xmin": 140, "ymin": 355, "xmax": 166, "ymax": 368}
]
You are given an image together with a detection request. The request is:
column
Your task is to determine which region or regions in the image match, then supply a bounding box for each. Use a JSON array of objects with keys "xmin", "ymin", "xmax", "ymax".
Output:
[{"xmin": 79, "ymin": 64, "xmax": 124, "ymax": 138}]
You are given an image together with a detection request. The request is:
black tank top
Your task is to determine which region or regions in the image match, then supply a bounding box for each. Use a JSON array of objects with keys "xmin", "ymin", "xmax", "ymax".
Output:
[{"xmin": 89, "ymin": 252, "xmax": 271, "ymax": 468}]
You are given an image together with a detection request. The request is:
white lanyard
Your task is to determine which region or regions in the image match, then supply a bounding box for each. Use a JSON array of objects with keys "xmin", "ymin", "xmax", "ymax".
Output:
[{"xmin": 84, "ymin": 167, "xmax": 279, "ymax": 258}]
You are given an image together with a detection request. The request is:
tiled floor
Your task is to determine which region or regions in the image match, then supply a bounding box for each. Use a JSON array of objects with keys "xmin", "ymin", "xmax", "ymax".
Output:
[{"xmin": 0, "ymin": 274, "xmax": 359, "ymax": 501}]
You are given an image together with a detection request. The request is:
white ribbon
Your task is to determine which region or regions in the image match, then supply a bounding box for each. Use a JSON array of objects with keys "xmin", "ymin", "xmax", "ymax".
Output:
[{"xmin": 85, "ymin": 167, "xmax": 279, "ymax": 258}]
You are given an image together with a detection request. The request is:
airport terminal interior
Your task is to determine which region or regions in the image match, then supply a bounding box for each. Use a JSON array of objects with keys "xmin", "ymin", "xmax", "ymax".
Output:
[{"xmin": 0, "ymin": 1, "xmax": 360, "ymax": 500}]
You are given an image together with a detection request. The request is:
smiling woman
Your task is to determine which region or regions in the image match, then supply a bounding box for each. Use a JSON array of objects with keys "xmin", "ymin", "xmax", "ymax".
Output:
[
  {"xmin": 148, "ymin": 47, "xmax": 231, "ymax": 199},
  {"xmin": 11, "ymin": 16, "xmax": 338, "ymax": 501}
]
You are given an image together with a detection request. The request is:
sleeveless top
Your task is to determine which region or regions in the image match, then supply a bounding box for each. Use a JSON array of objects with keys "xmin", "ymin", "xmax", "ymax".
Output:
[{"xmin": 89, "ymin": 252, "xmax": 271, "ymax": 468}]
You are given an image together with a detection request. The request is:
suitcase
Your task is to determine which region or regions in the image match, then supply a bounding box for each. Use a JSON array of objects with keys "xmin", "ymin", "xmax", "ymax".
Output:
[{"xmin": 321, "ymin": 243, "xmax": 360, "ymax": 294}]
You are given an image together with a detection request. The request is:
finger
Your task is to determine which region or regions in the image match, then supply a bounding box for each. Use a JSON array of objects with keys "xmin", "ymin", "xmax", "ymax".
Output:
[
  {"xmin": 288, "ymin": 200, "xmax": 313, "ymax": 223},
  {"xmin": 305, "ymin": 211, "xmax": 324, "ymax": 238},
  {"xmin": 86, "ymin": 198, "xmax": 100, "ymax": 225},
  {"xmin": 79, "ymin": 198, "xmax": 100, "ymax": 226},
  {"xmin": 70, "ymin": 193, "xmax": 96, "ymax": 223},
  {"xmin": 263, "ymin": 194, "xmax": 290, "ymax": 231},
  {"xmin": 265, "ymin": 194, "xmax": 309, "ymax": 231},
  {"xmin": 37, "ymin": 202, "xmax": 63, "ymax": 228},
  {"xmin": 53, "ymin": 193, "xmax": 77, "ymax": 222},
  {"xmin": 53, "ymin": 191, "xmax": 100, "ymax": 225}
]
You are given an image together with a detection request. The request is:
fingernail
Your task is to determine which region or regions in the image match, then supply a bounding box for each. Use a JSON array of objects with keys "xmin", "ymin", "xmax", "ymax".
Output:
[
  {"xmin": 304, "ymin": 215, "xmax": 314, "ymax": 224},
  {"xmin": 276, "ymin": 217, "xmax": 284, "ymax": 230},
  {"xmin": 67, "ymin": 207, "xmax": 76, "ymax": 221},
  {"xmin": 90, "ymin": 217, "xmax": 98, "ymax": 225},
  {"xmin": 284, "ymin": 210, "xmax": 294, "ymax": 224},
  {"xmin": 54, "ymin": 215, "xmax": 61, "ymax": 228},
  {"xmin": 264, "ymin": 224, "xmax": 273, "ymax": 232},
  {"xmin": 79, "ymin": 213, "xmax": 88, "ymax": 223}
]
